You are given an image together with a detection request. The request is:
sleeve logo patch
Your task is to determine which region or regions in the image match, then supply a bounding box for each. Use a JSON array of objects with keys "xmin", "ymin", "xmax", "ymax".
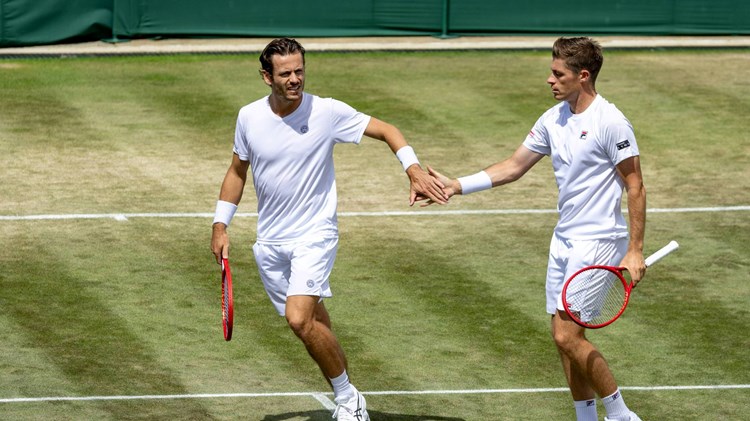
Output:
[{"xmin": 616, "ymin": 140, "xmax": 631, "ymax": 150}]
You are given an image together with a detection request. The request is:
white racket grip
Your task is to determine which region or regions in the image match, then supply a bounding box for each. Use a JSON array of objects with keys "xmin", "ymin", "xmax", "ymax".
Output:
[{"xmin": 645, "ymin": 240, "xmax": 679, "ymax": 267}]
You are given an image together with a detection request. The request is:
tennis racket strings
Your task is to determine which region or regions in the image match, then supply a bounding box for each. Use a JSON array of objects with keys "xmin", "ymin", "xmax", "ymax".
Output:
[{"xmin": 565, "ymin": 267, "xmax": 626, "ymax": 325}]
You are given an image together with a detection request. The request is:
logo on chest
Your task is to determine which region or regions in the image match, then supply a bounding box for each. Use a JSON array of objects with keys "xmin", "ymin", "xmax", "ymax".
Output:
[{"xmin": 579, "ymin": 130, "xmax": 588, "ymax": 140}]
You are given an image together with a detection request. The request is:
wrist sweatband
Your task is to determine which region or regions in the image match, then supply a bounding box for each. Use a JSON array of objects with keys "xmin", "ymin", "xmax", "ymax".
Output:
[
  {"xmin": 213, "ymin": 200, "xmax": 238, "ymax": 226},
  {"xmin": 395, "ymin": 146, "xmax": 420, "ymax": 171},
  {"xmin": 457, "ymin": 171, "xmax": 493, "ymax": 195}
]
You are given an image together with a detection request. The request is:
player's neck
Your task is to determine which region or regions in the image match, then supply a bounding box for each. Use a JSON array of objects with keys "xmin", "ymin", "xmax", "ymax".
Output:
[
  {"xmin": 567, "ymin": 87, "xmax": 597, "ymax": 114},
  {"xmin": 269, "ymin": 94, "xmax": 303, "ymax": 118}
]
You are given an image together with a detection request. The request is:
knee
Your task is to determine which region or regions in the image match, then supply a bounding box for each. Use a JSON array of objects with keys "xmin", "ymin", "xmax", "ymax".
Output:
[
  {"xmin": 552, "ymin": 323, "xmax": 584, "ymax": 354},
  {"xmin": 286, "ymin": 313, "xmax": 313, "ymax": 339},
  {"xmin": 552, "ymin": 329, "xmax": 576, "ymax": 351}
]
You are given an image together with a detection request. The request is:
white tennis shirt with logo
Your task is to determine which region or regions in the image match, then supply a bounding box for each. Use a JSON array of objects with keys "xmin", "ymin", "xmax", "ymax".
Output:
[
  {"xmin": 233, "ymin": 93, "xmax": 371, "ymax": 244},
  {"xmin": 523, "ymin": 94, "xmax": 639, "ymax": 240}
]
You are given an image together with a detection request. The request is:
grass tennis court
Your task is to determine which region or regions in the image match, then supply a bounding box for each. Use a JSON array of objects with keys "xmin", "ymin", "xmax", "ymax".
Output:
[{"xmin": 0, "ymin": 49, "xmax": 748, "ymax": 420}]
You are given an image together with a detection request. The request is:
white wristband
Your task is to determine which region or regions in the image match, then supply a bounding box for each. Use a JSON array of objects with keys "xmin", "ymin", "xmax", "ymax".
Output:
[
  {"xmin": 457, "ymin": 171, "xmax": 493, "ymax": 195},
  {"xmin": 213, "ymin": 200, "xmax": 238, "ymax": 227},
  {"xmin": 395, "ymin": 146, "xmax": 420, "ymax": 171}
]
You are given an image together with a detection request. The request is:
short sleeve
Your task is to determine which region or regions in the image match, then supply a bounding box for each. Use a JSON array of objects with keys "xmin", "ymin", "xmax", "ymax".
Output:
[
  {"xmin": 523, "ymin": 115, "xmax": 551, "ymax": 156},
  {"xmin": 232, "ymin": 111, "xmax": 250, "ymax": 161},
  {"xmin": 330, "ymin": 99, "xmax": 371, "ymax": 144},
  {"xmin": 602, "ymin": 120, "xmax": 639, "ymax": 165}
]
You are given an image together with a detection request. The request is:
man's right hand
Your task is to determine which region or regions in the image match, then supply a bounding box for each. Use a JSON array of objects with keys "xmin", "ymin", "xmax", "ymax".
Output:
[
  {"xmin": 416, "ymin": 165, "xmax": 459, "ymax": 207},
  {"xmin": 211, "ymin": 223, "xmax": 229, "ymax": 264}
]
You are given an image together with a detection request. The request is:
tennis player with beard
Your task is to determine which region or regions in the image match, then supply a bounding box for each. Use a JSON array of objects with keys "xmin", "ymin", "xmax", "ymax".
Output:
[{"xmin": 210, "ymin": 38, "xmax": 447, "ymax": 420}]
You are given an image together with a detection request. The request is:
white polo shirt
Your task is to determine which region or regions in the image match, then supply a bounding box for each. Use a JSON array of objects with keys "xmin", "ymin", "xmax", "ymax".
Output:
[
  {"xmin": 233, "ymin": 93, "xmax": 371, "ymax": 243},
  {"xmin": 523, "ymin": 95, "xmax": 639, "ymax": 240}
]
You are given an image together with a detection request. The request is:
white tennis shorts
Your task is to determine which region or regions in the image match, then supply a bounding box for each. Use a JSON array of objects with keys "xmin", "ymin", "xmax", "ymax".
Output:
[
  {"xmin": 253, "ymin": 236, "xmax": 338, "ymax": 316},
  {"xmin": 546, "ymin": 234, "xmax": 628, "ymax": 315}
]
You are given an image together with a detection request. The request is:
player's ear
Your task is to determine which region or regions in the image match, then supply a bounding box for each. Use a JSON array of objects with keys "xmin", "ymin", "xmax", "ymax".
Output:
[
  {"xmin": 259, "ymin": 69, "xmax": 272, "ymax": 86},
  {"xmin": 579, "ymin": 69, "xmax": 591, "ymax": 83}
]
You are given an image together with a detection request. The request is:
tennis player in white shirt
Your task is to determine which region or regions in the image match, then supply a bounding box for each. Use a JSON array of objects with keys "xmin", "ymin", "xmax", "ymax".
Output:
[
  {"xmin": 210, "ymin": 38, "xmax": 447, "ymax": 421},
  {"xmin": 426, "ymin": 37, "xmax": 646, "ymax": 421}
]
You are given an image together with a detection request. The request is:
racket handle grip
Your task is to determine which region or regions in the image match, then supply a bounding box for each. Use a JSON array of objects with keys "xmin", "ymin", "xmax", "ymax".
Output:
[{"xmin": 645, "ymin": 240, "xmax": 679, "ymax": 267}]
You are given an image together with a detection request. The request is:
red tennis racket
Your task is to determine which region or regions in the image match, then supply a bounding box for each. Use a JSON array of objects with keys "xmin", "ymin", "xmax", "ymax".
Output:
[
  {"xmin": 221, "ymin": 257, "xmax": 234, "ymax": 341},
  {"xmin": 562, "ymin": 240, "xmax": 679, "ymax": 329}
]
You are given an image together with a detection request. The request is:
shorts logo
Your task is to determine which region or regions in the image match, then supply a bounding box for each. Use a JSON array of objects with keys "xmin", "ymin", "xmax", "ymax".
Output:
[
  {"xmin": 300, "ymin": 125, "xmax": 309, "ymax": 134},
  {"xmin": 306, "ymin": 280, "xmax": 314, "ymax": 288},
  {"xmin": 579, "ymin": 131, "xmax": 588, "ymax": 140},
  {"xmin": 616, "ymin": 139, "xmax": 631, "ymax": 150}
]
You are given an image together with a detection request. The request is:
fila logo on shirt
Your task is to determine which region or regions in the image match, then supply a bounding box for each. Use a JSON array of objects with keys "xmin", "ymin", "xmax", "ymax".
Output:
[{"xmin": 579, "ymin": 131, "xmax": 588, "ymax": 140}]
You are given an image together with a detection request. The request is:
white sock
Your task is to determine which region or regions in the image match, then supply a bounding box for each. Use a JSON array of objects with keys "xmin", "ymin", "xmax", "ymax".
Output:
[
  {"xmin": 574, "ymin": 399, "xmax": 598, "ymax": 421},
  {"xmin": 330, "ymin": 371, "xmax": 355, "ymax": 402},
  {"xmin": 601, "ymin": 388, "xmax": 630, "ymax": 420}
]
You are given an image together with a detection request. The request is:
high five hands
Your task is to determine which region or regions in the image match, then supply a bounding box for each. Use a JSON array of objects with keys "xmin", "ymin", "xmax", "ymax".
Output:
[{"xmin": 412, "ymin": 165, "xmax": 458, "ymax": 207}]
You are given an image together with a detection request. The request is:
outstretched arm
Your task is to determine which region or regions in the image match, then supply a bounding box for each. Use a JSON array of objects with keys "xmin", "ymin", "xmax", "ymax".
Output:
[
  {"xmin": 363, "ymin": 117, "xmax": 448, "ymax": 206},
  {"xmin": 616, "ymin": 156, "xmax": 647, "ymax": 286},
  {"xmin": 211, "ymin": 154, "xmax": 249, "ymax": 263},
  {"xmin": 424, "ymin": 144, "xmax": 544, "ymax": 205}
]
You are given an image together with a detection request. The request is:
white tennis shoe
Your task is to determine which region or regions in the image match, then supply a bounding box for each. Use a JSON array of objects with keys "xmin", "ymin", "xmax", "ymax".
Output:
[
  {"xmin": 332, "ymin": 390, "xmax": 369, "ymax": 421},
  {"xmin": 605, "ymin": 411, "xmax": 642, "ymax": 421}
]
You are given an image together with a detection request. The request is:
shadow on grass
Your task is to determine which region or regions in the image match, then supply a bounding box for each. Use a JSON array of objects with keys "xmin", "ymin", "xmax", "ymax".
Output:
[{"xmin": 262, "ymin": 409, "xmax": 465, "ymax": 420}]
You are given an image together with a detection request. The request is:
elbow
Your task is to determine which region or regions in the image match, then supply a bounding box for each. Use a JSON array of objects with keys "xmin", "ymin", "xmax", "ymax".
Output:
[
  {"xmin": 632, "ymin": 182, "xmax": 646, "ymax": 197},
  {"xmin": 627, "ymin": 183, "xmax": 646, "ymax": 207},
  {"xmin": 507, "ymin": 171, "xmax": 524, "ymax": 183},
  {"xmin": 505, "ymin": 165, "xmax": 528, "ymax": 184}
]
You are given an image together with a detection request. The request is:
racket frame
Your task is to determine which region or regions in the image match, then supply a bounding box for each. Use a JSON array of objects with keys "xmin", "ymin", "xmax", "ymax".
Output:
[
  {"xmin": 562, "ymin": 240, "xmax": 679, "ymax": 329},
  {"xmin": 562, "ymin": 265, "xmax": 631, "ymax": 329},
  {"xmin": 221, "ymin": 257, "xmax": 234, "ymax": 341}
]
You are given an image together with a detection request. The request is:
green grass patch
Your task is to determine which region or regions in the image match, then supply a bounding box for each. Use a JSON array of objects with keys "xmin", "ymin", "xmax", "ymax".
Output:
[{"xmin": 0, "ymin": 50, "xmax": 748, "ymax": 419}]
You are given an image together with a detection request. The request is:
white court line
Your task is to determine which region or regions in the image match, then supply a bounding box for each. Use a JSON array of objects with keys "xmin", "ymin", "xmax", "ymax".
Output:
[
  {"xmin": 1, "ymin": 385, "xmax": 748, "ymax": 404},
  {"xmin": 311, "ymin": 392, "xmax": 337, "ymax": 410},
  {"xmin": 364, "ymin": 384, "xmax": 750, "ymax": 395},
  {"xmin": 0, "ymin": 205, "xmax": 748, "ymax": 221},
  {"xmin": 0, "ymin": 392, "xmax": 314, "ymax": 404}
]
